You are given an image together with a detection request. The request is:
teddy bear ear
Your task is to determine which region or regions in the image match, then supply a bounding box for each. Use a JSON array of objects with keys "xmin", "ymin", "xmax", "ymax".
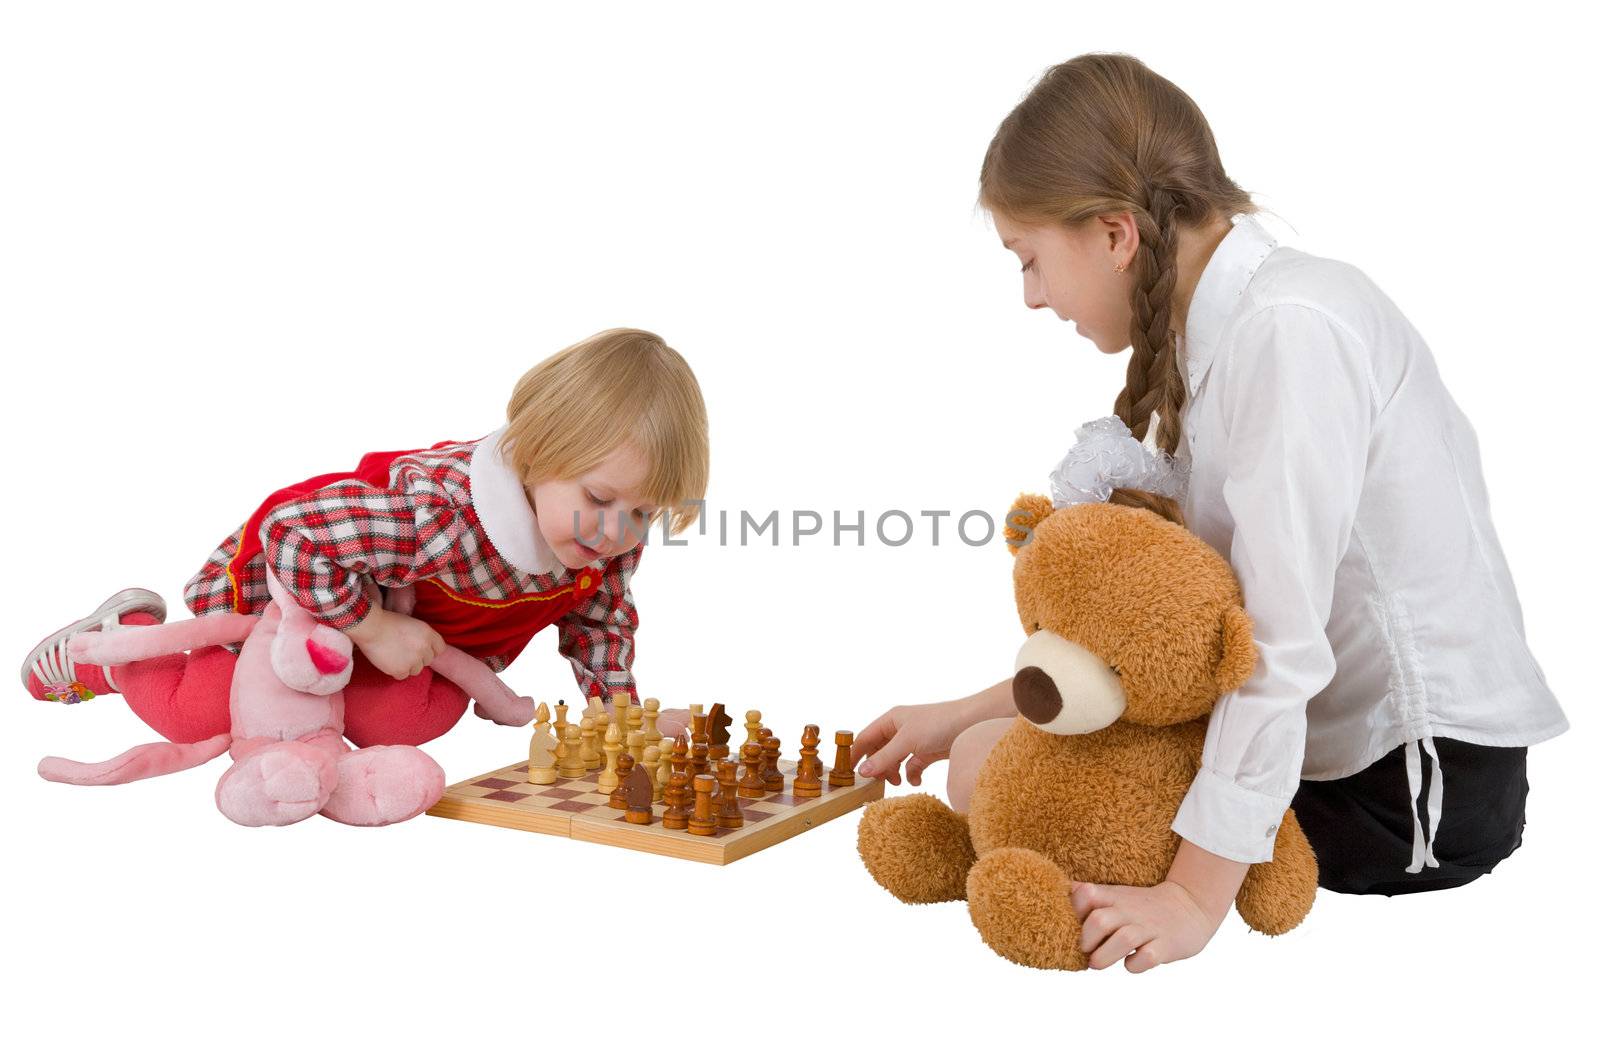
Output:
[
  {"xmin": 1003, "ymin": 493, "xmax": 1054, "ymax": 556},
  {"xmin": 1214, "ymin": 603, "xmax": 1257, "ymax": 694}
]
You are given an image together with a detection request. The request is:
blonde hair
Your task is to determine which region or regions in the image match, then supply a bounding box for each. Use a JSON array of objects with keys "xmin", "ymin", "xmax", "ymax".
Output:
[
  {"xmin": 502, "ymin": 328, "xmax": 709, "ymax": 534},
  {"xmin": 980, "ymin": 53, "xmax": 1269, "ymax": 526}
]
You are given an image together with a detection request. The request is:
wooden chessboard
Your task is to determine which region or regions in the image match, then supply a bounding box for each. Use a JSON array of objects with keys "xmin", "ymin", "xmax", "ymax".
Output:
[{"xmin": 426, "ymin": 757, "xmax": 884, "ymax": 865}]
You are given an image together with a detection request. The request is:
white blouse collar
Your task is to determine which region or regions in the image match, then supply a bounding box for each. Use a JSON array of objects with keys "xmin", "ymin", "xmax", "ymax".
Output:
[
  {"xmin": 468, "ymin": 426, "xmax": 560, "ymax": 577},
  {"xmin": 1181, "ymin": 213, "xmax": 1279, "ymax": 398}
]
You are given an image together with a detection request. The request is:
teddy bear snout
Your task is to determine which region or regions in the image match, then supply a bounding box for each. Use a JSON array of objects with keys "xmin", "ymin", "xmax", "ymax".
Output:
[{"xmin": 1013, "ymin": 629, "xmax": 1127, "ymax": 735}]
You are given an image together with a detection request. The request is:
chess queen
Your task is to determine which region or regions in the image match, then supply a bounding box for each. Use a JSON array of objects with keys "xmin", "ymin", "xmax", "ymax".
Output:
[{"xmin": 22, "ymin": 329, "xmax": 706, "ymax": 749}]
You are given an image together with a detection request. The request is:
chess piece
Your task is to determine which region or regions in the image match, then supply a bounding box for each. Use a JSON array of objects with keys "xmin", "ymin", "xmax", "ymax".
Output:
[
  {"xmin": 706, "ymin": 702, "xmax": 733, "ymax": 761},
  {"xmin": 623, "ymin": 764, "xmax": 654, "ymax": 825},
  {"xmin": 664, "ymin": 762, "xmax": 691, "ymax": 830},
  {"xmin": 599, "ymin": 722, "xmax": 623, "ymax": 794},
  {"xmin": 793, "ymin": 724, "xmax": 823, "ymax": 797},
  {"xmin": 656, "ymin": 742, "xmax": 673, "ymax": 801},
  {"xmin": 553, "ymin": 700, "xmax": 570, "ymax": 743},
  {"xmin": 641, "ymin": 697, "xmax": 662, "ymax": 751},
  {"xmin": 761, "ymin": 734, "xmax": 784, "ymax": 793},
  {"xmin": 643, "ymin": 744, "xmax": 663, "ymax": 804},
  {"xmin": 829, "ymin": 730, "xmax": 856, "ymax": 788},
  {"xmin": 744, "ymin": 710, "xmax": 763, "ymax": 749},
  {"xmin": 627, "ymin": 729, "xmax": 646, "ymax": 768},
  {"xmin": 558, "ymin": 724, "xmax": 585, "ymax": 778},
  {"xmin": 580, "ymin": 713, "xmax": 600, "ymax": 770},
  {"xmin": 668, "ymin": 736, "xmax": 690, "ymax": 811},
  {"xmin": 738, "ymin": 741, "xmax": 766, "ymax": 799},
  {"xmin": 688, "ymin": 774, "xmax": 717, "ymax": 836},
  {"xmin": 585, "ymin": 694, "xmax": 607, "ymax": 731},
  {"xmin": 716, "ymin": 760, "xmax": 743, "ymax": 829},
  {"xmin": 527, "ymin": 702, "xmax": 558, "ymax": 785},
  {"xmin": 689, "ymin": 702, "xmax": 704, "ymax": 718},
  {"xmin": 690, "ymin": 711, "xmax": 710, "ymax": 781},
  {"xmin": 626, "ymin": 703, "xmax": 644, "ymax": 744},
  {"xmin": 610, "ymin": 753, "xmax": 635, "ymax": 810}
]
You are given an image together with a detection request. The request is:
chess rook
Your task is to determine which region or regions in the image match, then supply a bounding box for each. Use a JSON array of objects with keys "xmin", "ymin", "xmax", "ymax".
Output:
[
  {"xmin": 829, "ymin": 730, "xmax": 856, "ymax": 787},
  {"xmin": 689, "ymin": 775, "xmax": 717, "ymax": 836}
]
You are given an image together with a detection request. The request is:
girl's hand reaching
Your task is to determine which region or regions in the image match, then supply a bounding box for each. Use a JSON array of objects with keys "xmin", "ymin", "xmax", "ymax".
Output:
[
  {"xmin": 852, "ymin": 700, "xmax": 971, "ymax": 786},
  {"xmin": 654, "ymin": 707, "xmax": 692, "ymax": 744}
]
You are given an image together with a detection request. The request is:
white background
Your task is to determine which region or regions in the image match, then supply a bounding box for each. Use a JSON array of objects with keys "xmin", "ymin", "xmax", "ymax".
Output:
[{"xmin": 3, "ymin": 1, "xmax": 1593, "ymax": 1042}]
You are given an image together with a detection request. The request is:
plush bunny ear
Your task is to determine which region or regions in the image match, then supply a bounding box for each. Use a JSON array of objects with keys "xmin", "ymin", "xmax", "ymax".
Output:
[
  {"xmin": 1214, "ymin": 603, "xmax": 1257, "ymax": 694},
  {"xmin": 1004, "ymin": 493, "xmax": 1054, "ymax": 556}
]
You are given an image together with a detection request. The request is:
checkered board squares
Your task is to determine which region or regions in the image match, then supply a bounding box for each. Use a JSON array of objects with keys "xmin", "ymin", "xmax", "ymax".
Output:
[{"xmin": 426, "ymin": 757, "xmax": 884, "ymax": 865}]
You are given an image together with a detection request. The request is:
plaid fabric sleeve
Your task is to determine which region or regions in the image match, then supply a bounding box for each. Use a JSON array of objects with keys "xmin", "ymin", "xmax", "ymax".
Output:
[
  {"xmin": 260, "ymin": 473, "xmax": 469, "ymax": 631},
  {"xmin": 557, "ymin": 543, "xmax": 643, "ymax": 704}
]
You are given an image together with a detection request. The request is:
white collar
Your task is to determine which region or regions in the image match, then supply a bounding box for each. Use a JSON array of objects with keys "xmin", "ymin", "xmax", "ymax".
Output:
[
  {"xmin": 468, "ymin": 426, "xmax": 560, "ymax": 576},
  {"xmin": 1180, "ymin": 213, "xmax": 1279, "ymax": 398}
]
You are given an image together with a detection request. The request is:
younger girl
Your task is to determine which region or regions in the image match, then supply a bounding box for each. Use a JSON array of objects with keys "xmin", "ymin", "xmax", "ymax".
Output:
[
  {"xmin": 852, "ymin": 54, "xmax": 1567, "ymax": 971},
  {"xmin": 23, "ymin": 327, "xmax": 707, "ymax": 748}
]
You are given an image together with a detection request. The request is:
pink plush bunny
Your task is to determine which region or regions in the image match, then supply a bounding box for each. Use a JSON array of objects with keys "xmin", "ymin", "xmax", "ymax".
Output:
[{"xmin": 38, "ymin": 570, "xmax": 538, "ymax": 827}]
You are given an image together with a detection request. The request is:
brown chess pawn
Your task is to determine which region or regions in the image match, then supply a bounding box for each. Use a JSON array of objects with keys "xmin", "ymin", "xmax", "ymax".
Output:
[
  {"xmin": 716, "ymin": 760, "xmax": 743, "ymax": 829},
  {"xmin": 761, "ymin": 734, "xmax": 784, "ymax": 793},
  {"xmin": 828, "ymin": 730, "xmax": 856, "ymax": 787},
  {"xmin": 609, "ymin": 753, "xmax": 636, "ymax": 809},
  {"xmin": 664, "ymin": 767, "xmax": 691, "ymax": 830},
  {"xmin": 688, "ymin": 774, "xmax": 718, "ymax": 836},
  {"xmin": 738, "ymin": 741, "xmax": 766, "ymax": 799},
  {"xmin": 793, "ymin": 724, "xmax": 822, "ymax": 797}
]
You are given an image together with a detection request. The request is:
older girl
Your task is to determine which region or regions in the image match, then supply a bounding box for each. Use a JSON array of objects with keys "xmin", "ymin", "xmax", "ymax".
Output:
[{"xmin": 852, "ymin": 53, "xmax": 1566, "ymax": 971}]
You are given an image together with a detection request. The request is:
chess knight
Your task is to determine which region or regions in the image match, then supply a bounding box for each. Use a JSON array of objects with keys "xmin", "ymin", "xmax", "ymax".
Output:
[{"xmin": 856, "ymin": 494, "xmax": 1318, "ymax": 970}]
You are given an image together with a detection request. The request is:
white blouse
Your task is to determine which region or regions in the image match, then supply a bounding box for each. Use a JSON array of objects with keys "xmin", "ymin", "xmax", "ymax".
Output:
[{"xmin": 1164, "ymin": 214, "xmax": 1568, "ymax": 867}]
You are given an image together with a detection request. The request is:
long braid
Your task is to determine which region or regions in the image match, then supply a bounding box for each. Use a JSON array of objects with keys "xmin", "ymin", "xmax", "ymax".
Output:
[{"xmin": 1114, "ymin": 182, "xmax": 1186, "ymax": 457}]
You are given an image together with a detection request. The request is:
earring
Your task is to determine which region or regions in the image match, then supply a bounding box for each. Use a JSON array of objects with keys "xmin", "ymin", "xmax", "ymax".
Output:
[{"xmin": 1112, "ymin": 262, "xmax": 1127, "ymax": 274}]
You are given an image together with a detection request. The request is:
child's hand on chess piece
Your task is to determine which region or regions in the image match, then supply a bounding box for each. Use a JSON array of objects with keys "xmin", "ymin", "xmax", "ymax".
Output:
[{"xmin": 656, "ymin": 707, "xmax": 692, "ymax": 741}]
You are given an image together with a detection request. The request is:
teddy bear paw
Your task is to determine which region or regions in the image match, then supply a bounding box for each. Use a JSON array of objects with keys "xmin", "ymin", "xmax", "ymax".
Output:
[
  {"xmin": 856, "ymin": 793, "xmax": 978, "ymax": 904},
  {"xmin": 966, "ymin": 846, "xmax": 1088, "ymax": 971}
]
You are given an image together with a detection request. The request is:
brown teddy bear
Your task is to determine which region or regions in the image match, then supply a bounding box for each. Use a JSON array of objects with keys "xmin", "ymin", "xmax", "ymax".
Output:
[{"xmin": 856, "ymin": 494, "xmax": 1318, "ymax": 970}]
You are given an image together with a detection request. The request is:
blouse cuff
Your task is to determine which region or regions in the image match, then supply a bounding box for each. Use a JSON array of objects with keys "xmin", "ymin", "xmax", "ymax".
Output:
[{"xmin": 1170, "ymin": 765, "xmax": 1294, "ymax": 865}]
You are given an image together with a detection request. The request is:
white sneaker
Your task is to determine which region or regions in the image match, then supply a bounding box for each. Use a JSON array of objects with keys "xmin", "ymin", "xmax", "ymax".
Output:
[{"xmin": 22, "ymin": 588, "xmax": 167, "ymax": 703}]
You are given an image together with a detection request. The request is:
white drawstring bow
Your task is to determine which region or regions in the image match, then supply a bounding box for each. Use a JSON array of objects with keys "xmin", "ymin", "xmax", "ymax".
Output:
[{"xmin": 1048, "ymin": 416, "xmax": 1190, "ymax": 508}]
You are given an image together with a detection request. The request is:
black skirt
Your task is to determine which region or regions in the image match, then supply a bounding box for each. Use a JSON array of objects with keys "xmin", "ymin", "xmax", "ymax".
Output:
[{"xmin": 1289, "ymin": 736, "xmax": 1529, "ymax": 896}]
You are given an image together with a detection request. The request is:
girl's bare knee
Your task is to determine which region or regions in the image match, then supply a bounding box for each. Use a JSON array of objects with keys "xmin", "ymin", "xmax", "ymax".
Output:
[{"xmin": 948, "ymin": 717, "xmax": 1012, "ymax": 814}]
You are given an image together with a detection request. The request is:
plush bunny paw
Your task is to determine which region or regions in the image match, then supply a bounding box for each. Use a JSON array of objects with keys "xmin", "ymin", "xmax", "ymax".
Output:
[
  {"xmin": 319, "ymin": 746, "xmax": 445, "ymax": 826},
  {"xmin": 215, "ymin": 743, "xmax": 338, "ymax": 827}
]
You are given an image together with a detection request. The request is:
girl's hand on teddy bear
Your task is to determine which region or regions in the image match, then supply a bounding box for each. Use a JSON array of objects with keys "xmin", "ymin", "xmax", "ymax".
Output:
[{"xmin": 1071, "ymin": 880, "xmax": 1225, "ymax": 973}]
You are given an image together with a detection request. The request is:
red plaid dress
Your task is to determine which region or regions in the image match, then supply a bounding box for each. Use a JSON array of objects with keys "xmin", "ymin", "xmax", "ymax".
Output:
[{"xmin": 183, "ymin": 433, "xmax": 642, "ymax": 702}]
